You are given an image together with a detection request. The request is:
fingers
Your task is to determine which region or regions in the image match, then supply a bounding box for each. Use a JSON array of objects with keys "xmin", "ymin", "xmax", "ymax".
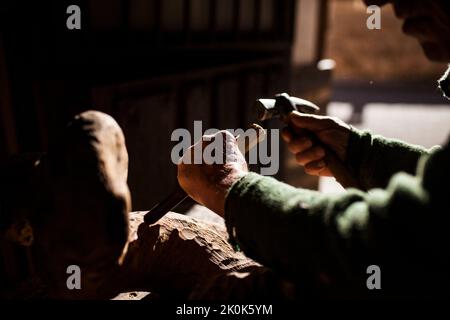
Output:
[
  {"xmin": 282, "ymin": 113, "xmax": 330, "ymax": 176},
  {"xmin": 202, "ymin": 130, "xmax": 236, "ymax": 145},
  {"xmin": 287, "ymin": 111, "xmax": 334, "ymax": 134},
  {"xmin": 284, "ymin": 128, "xmax": 328, "ymax": 176},
  {"xmin": 219, "ymin": 130, "xmax": 237, "ymax": 143},
  {"xmin": 287, "ymin": 136, "xmax": 313, "ymax": 155},
  {"xmin": 304, "ymin": 160, "xmax": 328, "ymax": 176},
  {"xmin": 281, "ymin": 127, "xmax": 293, "ymax": 143},
  {"xmin": 282, "ymin": 127, "xmax": 314, "ymax": 154},
  {"xmin": 199, "ymin": 130, "xmax": 238, "ymax": 153},
  {"xmin": 180, "ymin": 130, "xmax": 241, "ymax": 165},
  {"xmin": 282, "ymin": 126, "xmax": 329, "ymax": 176},
  {"xmin": 295, "ymin": 146, "xmax": 325, "ymax": 166}
]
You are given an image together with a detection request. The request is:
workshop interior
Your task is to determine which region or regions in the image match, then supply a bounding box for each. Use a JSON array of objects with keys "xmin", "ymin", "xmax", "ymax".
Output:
[{"xmin": 1, "ymin": 0, "xmax": 449, "ymax": 301}]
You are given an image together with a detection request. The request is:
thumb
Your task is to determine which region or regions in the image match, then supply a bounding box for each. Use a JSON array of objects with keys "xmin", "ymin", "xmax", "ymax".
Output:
[{"xmin": 288, "ymin": 111, "xmax": 331, "ymax": 132}]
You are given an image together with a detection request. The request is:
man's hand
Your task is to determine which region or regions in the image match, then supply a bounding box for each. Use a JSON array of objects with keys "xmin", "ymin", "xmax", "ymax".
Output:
[
  {"xmin": 281, "ymin": 111, "xmax": 352, "ymax": 177},
  {"xmin": 177, "ymin": 131, "xmax": 248, "ymax": 216}
]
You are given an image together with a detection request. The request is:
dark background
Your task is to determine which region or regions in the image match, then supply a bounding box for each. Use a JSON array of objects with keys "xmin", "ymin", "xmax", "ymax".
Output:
[{"xmin": 0, "ymin": 0, "xmax": 329, "ymax": 210}]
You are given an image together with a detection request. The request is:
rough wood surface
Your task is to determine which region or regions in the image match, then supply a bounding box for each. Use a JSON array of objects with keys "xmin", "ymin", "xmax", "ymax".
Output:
[
  {"xmin": 113, "ymin": 211, "xmax": 295, "ymax": 300},
  {"xmin": 112, "ymin": 291, "xmax": 153, "ymax": 300}
]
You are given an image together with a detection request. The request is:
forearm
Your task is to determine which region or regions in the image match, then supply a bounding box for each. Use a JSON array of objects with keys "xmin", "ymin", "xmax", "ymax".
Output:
[
  {"xmin": 224, "ymin": 169, "xmax": 435, "ymax": 295},
  {"xmin": 224, "ymin": 173, "xmax": 370, "ymax": 285},
  {"xmin": 346, "ymin": 128, "xmax": 433, "ymax": 189}
]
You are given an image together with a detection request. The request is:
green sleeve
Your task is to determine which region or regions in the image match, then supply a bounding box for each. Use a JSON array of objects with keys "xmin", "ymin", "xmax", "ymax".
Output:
[
  {"xmin": 346, "ymin": 128, "xmax": 435, "ymax": 189},
  {"xmin": 224, "ymin": 142, "xmax": 448, "ymax": 297}
]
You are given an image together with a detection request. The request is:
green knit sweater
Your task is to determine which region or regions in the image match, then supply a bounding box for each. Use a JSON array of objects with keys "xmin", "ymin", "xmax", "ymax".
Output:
[{"xmin": 225, "ymin": 128, "xmax": 449, "ymax": 298}]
